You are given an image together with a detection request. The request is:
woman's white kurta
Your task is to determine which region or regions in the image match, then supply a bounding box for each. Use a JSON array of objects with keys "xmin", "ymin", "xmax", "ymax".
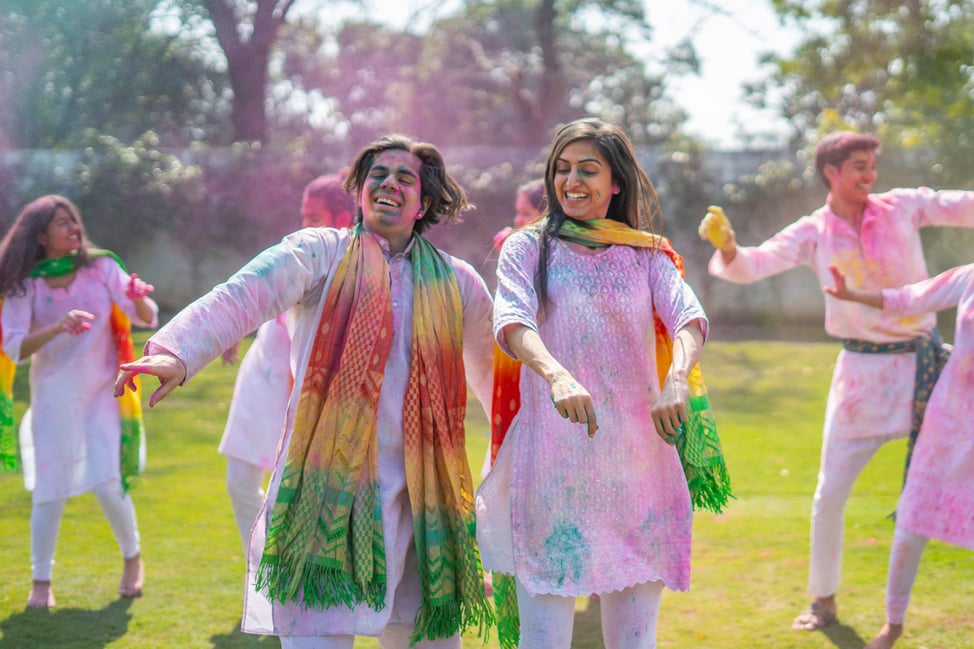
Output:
[
  {"xmin": 881, "ymin": 264, "xmax": 974, "ymax": 550},
  {"xmin": 1, "ymin": 256, "xmax": 159, "ymax": 503},
  {"xmin": 478, "ymin": 231, "xmax": 707, "ymax": 596},
  {"xmin": 145, "ymin": 227, "xmax": 494, "ymax": 637}
]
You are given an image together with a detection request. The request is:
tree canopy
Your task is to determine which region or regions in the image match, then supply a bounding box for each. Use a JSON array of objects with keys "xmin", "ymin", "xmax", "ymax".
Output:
[{"xmin": 750, "ymin": 0, "xmax": 974, "ymax": 184}]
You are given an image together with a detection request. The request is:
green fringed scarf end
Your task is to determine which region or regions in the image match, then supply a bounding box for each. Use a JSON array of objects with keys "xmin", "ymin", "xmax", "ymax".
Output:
[
  {"xmin": 255, "ymin": 555, "xmax": 387, "ymax": 612},
  {"xmin": 491, "ymin": 573, "xmax": 520, "ymax": 649},
  {"xmin": 409, "ymin": 590, "xmax": 495, "ymax": 647},
  {"xmin": 676, "ymin": 393, "xmax": 735, "ymax": 514},
  {"xmin": 0, "ymin": 394, "xmax": 18, "ymax": 472}
]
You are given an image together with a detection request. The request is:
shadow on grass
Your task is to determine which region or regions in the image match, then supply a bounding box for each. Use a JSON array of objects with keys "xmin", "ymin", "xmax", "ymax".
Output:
[
  {"xmin": 210, "ymin": 625, "xmax": 281, "ymax": 648},
  {"xmin": 0, "ymin": 597, "xmax": 133, "ymax": 649},
  {"xmin": 822, "ymin": 621, "xmax": 867, "ymax": 649},
  {"xmin": 571, "ymin": 596, "xmax": 603, "ymax": 649}
]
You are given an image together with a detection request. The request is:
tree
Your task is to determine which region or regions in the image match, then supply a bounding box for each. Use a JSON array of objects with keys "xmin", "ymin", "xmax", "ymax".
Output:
[
  {"xmin": 413, "ymin": 0, "xmax": 696, "ymax": 146},
  {"xmin": 0, "ymin": 0, "xmax": 227, "ymax": 149},
  {"xmin": 748, "ymin": 0, "xmax": 974, "ymax": 184},
  {"xmin": 288, "ymin": 0, "xmax": 697, "ymax": 149},
  {"xmin": 199, "ymin": 0, "xmax": 298, "ymax": 144}
]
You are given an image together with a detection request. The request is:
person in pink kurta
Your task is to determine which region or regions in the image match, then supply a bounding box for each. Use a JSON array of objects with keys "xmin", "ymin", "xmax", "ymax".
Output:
[
  {"xmin": 477, "ymin": 118, "xmax": 707, "ymax": 649},
  {"xmin": 114, "ymin": 137, "xmax": 495, "ymax": 649},
  {"xmin": 825, "ymin": 263, "xmax": 974, "ymax": 649},
  {"xmin": 218, "ymin": 174, "xmax": 355, "ymax": 552},
  {"xmin": 698, "ymin": 131, "xmax": 974, "ymax": 631},
  {"xmin": 0, "ymin": 195, "xmax": 158, "ymax": 609}
]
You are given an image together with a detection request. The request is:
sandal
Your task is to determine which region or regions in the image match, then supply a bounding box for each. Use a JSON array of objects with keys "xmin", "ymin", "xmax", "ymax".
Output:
[
  {"xmin": 792, "ymin": 600, "xmax": 837, "ymax": 631},
  {"xmin": 27, "ymin": 580, "xmax": 56, "ymax": 609}
]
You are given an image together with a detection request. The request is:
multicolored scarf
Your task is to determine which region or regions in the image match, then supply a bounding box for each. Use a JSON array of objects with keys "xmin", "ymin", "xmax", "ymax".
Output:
[
  {"xmin": 255, "ymin": 228, "xmax": 493, "ymax": 644},
  {"xmin": 489, "ymin": 218, "xmax": 734, "ymax": 649},
  {"xmin": 0, "ymin": 249, "xmax": 145, "ymax": 491}
]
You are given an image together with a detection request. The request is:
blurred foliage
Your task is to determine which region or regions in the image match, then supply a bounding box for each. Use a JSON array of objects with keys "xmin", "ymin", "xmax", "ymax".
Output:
[
  {"xmin": 751, "ymin": 0, "xmax": 974, "ymax": 187},
  {"xmin": 0, "ymin": 0, "xmax": 229, "ymax": 148},
  {"xmin": 3, "ymin": 0, "xmax": 974, "ymax": 317},
  {"xmin": 280, "ymin": 0, "xmax": 695, "ymax": 149}
]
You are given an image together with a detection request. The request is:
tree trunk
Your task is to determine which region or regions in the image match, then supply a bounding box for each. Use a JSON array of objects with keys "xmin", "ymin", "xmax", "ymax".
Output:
[{"xmin": 204, "ymin": 0, "xmax": 295, "ymax": 144}]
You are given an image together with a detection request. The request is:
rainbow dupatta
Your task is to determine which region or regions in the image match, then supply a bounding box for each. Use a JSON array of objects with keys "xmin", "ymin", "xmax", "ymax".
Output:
[
  {"xmin": 0, "ymin": 310, "xmax": 16, "ymax": 471},
  {"xmin": 488, "ymin": 218, "xmax": 733, "ymax": 649},
  {"xmin": 0, "ymin": 250, "xmax": 145, "ymax": 490},
  {"xmin": 255, "ymin": 229, "xmax": 492, "ymax": 644}
]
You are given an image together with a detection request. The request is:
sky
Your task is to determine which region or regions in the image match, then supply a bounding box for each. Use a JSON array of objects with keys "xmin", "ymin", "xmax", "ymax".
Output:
[
  {"xmin": 647, "ymin": 0, "xmax": 801, "ymax": 148},
  {"xmin": 645, "ymin": 1, "xmax": 802, "ymax": 149},
  {"xmin": 354, "ymin": 0, "xmax": 805, "ymax": 150}
]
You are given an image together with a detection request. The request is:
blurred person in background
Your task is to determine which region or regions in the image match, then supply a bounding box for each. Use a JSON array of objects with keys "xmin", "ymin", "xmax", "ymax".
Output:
[
  {"xmin": 219, "ymin": 173, "xmax": 355, "ymax": 552},
  {"xmin": 0, "ymin": 195, "xmax": 158, "ymax": 608},
  {"xmin": 825, "ymin": 263, "xmax": 974, "ymax": 649},
  {"xmin": 492, "ymin": 178, "xmax": 546, "ymax": 251},
  {"xmin": 698, "ymin": 131, "xmax": 974, "ymax": 631}
]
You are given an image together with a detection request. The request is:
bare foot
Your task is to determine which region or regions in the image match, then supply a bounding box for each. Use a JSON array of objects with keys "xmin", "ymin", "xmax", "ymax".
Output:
[
  {"xmin": 119, "ymin": 554, "xmax": 144, "ymax": 598},
  {"xmin": 27, "ymin": 580, "xmax": 55, "ymax": 609},
  {"xmin": 792, "ymin": 595, "xmax": 837, "ymax": 631},
  {"xmin": 863, "ymin": 623, "xmax": 903, "ymax": 649}
]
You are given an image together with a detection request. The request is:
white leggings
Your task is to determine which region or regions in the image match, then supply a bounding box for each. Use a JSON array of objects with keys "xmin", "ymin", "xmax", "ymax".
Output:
[
  {"xmin": 885, "ymin": 527, "xmax": 928, "ymax": 625},
  {"xmin": 280, "ymin": 626, "xmax": 460, "ymax": 649},
  {"xmin": 809, "ymin": 433, "xmax": 900, "ymax": 596},
  {"xmin": 516, "ymin": 579, "xmax": 664, "ymax": 649},
  {"xmin": 226, "ymin": 457, "xmax": 266, "ymax": 551},
  {"xmin": 31, "ymin": 480, "xmax": 140, "ymax": 581}
]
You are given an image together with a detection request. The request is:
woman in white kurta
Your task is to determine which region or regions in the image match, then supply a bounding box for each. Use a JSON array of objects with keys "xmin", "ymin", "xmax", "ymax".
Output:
[
  {"xmin": 0, "ymin": 195, "xmax": 158, "ymax": 608},
  {"xmin": 477, "ymin": 118, "xmax": 708, "ymax": 649},
  {"xmin": 115, "ymin": 137, "xmax": 495, "ymax": 649},
  {"xmin": 826, "ymin": 263, "xmax": 974, "ymax": 649}
]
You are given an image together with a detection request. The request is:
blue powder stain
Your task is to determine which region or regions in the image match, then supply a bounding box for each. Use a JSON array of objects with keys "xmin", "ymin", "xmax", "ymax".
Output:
[{"xmin": 544, "ymin": 521, "xmax": 590, "ymax": 587}]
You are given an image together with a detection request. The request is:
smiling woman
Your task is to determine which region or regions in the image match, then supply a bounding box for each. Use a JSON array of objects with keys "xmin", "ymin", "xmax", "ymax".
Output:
[
  {"xmin": 0, "ymin": 194, "xmax": 158, "ymax": 610},
  {"xmin": 478, "ymin": 118, "xmax": 716, "ymax": 649}
]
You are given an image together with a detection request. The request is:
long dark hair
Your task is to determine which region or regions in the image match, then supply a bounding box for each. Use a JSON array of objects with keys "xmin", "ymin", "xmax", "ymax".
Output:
[
  {"xmin": 343, "ymin": 134, "xmax": 473, "ymax": 235},
  {"xmin": 0, "ymin": 195, "xmax": 93, "ymax": 297},
  {"xmin": 536, "ymin": 118, "xmax": 663, "ymax": 309}
]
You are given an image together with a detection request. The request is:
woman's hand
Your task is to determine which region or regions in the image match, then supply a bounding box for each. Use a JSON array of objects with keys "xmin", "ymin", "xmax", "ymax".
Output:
[
  {"xmin": 59, "ymin": 309, "xmax": 95, "ymax": 336},
  {"xmin": 823, "ymin": 265, "xmax": 883, "ymax": 308},
  {"xmin": 652, "ymin": 370, "xmax": 689, "ymax": 444},
  {"xmin": 550, "ymin": 373, "xmax": 598, "ymax": 438},
  {"xmin": 114, "ymin": 353, "xmax": 187, "ymax": 407},
  {"xmin": 125, "ymin": 273, "xmax": 155, "ymax": 301}
]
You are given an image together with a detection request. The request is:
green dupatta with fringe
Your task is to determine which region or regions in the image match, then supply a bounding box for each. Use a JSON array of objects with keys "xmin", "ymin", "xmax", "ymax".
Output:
[
  {"xmin": 0, "ymin": 249, "xmax": 145, "ymax": 491},
  {"xmin": 255, "ymin": 228, "xmax": 493, "ymax": 644},
  {"xmin": 488, "ymin": 218, "xmax": 733, "ymax": 648}
]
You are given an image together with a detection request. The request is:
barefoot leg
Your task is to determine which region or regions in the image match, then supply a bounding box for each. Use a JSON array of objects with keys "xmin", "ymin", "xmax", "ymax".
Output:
[
  {"xmin": 118, "ymin": 553, "xmax": 144, "ymax": 597},
  {"xmin": 863, "ymin": 622, "xmax": 903, "ymax": 649}
]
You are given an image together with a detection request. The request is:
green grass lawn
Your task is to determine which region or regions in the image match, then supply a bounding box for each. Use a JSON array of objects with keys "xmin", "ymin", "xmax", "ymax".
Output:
[{"xmin": 0, "ymin": 338, "xmax": 970, "ymax": 648}]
